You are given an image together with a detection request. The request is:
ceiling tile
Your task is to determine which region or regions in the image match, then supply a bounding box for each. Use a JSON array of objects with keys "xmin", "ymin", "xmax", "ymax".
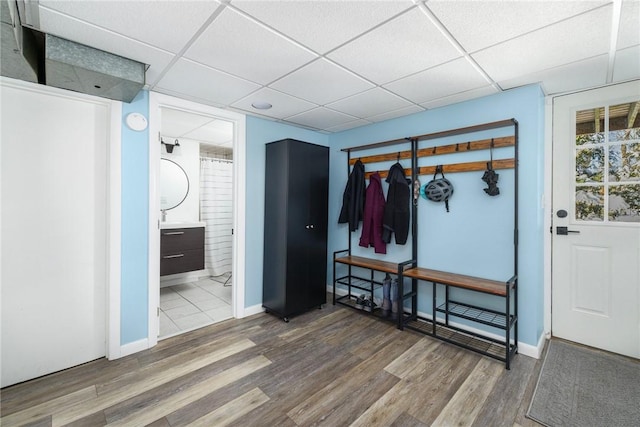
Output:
[
  {"xmin": 185, "ymin": 7, "xmax": 317, "ymax": 84},
  {"xmin": 161, "ymin": 108, "xmax": 214, "ymax": 138},
  {"xmin": 231, "ymin": 87, "xmax": 317, "ymax": 119},
  {"xmin": 366, "ymin": 105, "xmax": 425, "ymax": 123},
  {"xmin": 472, "ymin": 5, "xmax": 613, "ymax": 82},
  {"xmin": 39, "ymin": 0, "xmax": 222, "ymax": 53},
  {"xmin": 327, "ymin": 7, "xmax": 461, "ymax": 85},
  {"xmin": 231, "ymin": 0, "xmax": 413, "ymax": 54},
  {"xmin": 618, "ymin": 0, "xmax": 640, "ymax": 50},
  {"xmin": 269, "ymin": 59, "xmax": 374, "ymax": 105},
  {"xmin": 155, "ymin": 58, "xmax": 261, "ymax": 106},
  {"xmin": 420, "ymin": 86, "xmax": 499, "ymax": 110},
  {"xmin": 285, "ymin": 107, "xmax": 358, "ymax": 130},
  {"xmin": 184, "ymin": 120, "xmax": 234, "ymax": 144},
  {"xmin": 384, "ymin": 58, "xmax": 489, "ymax": 104},
  {"xmin": 326, "ymin": 88, "xmax": 413, "ymax": 119},
  {"xmin": 499, "ymin": 55, "xmax": 608, "ymax": 95},
  {"xmin": 37, "ymin": 7, "xmax": 174, "ymax": 86},
  {"xmin": 325, "ymin": 119, "xmax": 373, "ymax": 133},
  {"xmin": 427, "ymin": 0, "xmax": 608, "ymax": 53},
  {"xmin": 613, "ymin": 45, "xmax": 640, "ymax": 83}
]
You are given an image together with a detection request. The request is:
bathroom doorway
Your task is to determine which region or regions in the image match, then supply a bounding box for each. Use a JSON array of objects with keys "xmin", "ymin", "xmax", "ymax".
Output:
[{"xmin": 148, "ymin": 92, "xmax": 246, "ymax": 344}]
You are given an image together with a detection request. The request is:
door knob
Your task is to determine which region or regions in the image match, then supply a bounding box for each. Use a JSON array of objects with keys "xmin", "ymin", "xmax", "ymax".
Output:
[{"xmin": 556, "ymin": 226, "xmax": 580, "ymax": 235}]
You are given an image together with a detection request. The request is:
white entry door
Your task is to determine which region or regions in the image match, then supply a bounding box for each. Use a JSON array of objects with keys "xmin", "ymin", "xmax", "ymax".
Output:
[
  {"xmin": 552, "ymin": 81, "xmax": 640, "ymax": 358},
  {"xmin": 1, "ymin": 80, "xmax": 109, "ymax": 386}
]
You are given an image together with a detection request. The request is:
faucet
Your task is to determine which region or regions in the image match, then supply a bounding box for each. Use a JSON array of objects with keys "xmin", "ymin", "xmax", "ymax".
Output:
[{"xmin": 161, "ymin": 210, "xmax": 167, "ymax": 222}]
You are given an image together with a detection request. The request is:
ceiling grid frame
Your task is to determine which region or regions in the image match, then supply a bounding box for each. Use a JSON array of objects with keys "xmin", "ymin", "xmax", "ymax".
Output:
[{"xmin": 14, "ymin": 0, "xmax": 636, "ymax": 133}]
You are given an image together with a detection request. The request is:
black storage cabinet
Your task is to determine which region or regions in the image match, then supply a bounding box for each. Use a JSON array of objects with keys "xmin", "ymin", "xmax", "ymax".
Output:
[{"xmin": 263, "ymin": 139, "xmax": 329, "ymax": 321}]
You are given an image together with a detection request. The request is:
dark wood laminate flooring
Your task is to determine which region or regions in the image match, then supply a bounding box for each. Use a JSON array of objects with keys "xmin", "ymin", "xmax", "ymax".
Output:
[{"xmin": 1, "ymin": 297, "xmax": 544, "ymax": 427}]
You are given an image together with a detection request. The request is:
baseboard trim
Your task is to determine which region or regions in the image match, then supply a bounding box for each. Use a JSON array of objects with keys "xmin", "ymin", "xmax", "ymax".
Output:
[
  {"xmin": 518, "ymin": 332, "xmax": 546, "ymax": 359},
  {"xmin": 119, "ymin": 338, "xmax": 149, "ymax": 358},
  {"xmin": 242, "ymin": 303, "xmax": 265, "ymax": 317},
  {"xmin": 328, "ymin": 285, "xmax": 543, "ymax": 359},
  {"xmin": 160, "ymin": 270, "xmax": 209, "ymax": 288}
]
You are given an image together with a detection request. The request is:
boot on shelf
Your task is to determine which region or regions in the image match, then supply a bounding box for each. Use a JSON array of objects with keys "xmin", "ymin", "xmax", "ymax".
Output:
[
  {"xmin": 382, "ymin": 273, "xmax": 392, "ymax": 317},
  {"xmin": 390, "ymin": 278, "xmax": 398, "ymax": 319}
]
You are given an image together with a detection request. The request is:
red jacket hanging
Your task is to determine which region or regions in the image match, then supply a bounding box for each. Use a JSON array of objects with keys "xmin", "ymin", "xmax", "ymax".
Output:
[{"xmin": 359, "ymin": 172, "xmax": 386, "ymax": 254}]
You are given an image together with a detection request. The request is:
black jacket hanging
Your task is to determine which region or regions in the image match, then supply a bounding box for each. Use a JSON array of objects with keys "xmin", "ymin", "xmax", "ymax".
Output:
[
  {"xmin": 338, "ymin": 159, "xmax": 366, "ymax": 231},
  {"xmin": 382, "ymin": 162, "xmax": 410, "ymax": 245}
]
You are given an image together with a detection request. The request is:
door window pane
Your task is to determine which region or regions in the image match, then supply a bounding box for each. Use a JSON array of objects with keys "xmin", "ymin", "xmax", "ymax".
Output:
[
  {"xmin": 576, "ymin": 107, "xmax": 605, "ymax": 145},
  {"xmin": 576, "ymin": 186, "xmax": 604, "ymax": 221},
  {"xmin": 574, "ymin": 101, "xmax": 640, "ymax": 223},
  {"xmin": 576, "ymin": 147, "xmax": 604, "ymax": 183},
  {"xmin": 609, "ymin": 143, "xmax": 640, "ymax": 182},
  {"xmin": 609, "ymin": 102, "xmax": 640, "ymax": 142},
  {"xmin": 609, "ymin": 184, "xmax": 640, "ymax": 222}
]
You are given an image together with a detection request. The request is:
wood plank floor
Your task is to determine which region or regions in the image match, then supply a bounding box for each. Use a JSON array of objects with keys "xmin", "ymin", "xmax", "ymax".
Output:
[{"xmin": 1, "ymin": 298, "xmax": 544, "ymax": 427}]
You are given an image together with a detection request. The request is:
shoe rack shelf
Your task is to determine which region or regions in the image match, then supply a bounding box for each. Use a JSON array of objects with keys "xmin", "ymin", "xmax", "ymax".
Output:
[
  {"xmin": 332, "ymin": 251, "xmax": 399, "ymax": 323},
  {"xmin": 334, "ymin": 119, "xmax": 519, "ymax": 369}
]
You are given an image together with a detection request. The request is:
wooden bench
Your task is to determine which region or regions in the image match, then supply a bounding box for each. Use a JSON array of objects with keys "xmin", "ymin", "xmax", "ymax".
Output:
[
  {"xmin": 402, "ymin": 267, "xmax": 510, "ymax": 296},
  {"xmin": 398, "ymin": 261, "xmax": 518, "ymax": 369},
  {"xmin": 332, "ymin": 252, "xmax": 518, "ymax": 369},
  {"xmin": 334, "ymin": 255, "xmax": 399, "ymax": 273},
  {"xmin": 332, "ymin": 252, "xmax": 401, "ymax": 316}
]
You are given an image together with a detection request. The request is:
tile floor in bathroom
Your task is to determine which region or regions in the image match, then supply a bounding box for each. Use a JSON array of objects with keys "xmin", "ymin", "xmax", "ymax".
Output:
[{"xmin": 159, "ymin": 273, "xmax": 232, "ymax": 339}]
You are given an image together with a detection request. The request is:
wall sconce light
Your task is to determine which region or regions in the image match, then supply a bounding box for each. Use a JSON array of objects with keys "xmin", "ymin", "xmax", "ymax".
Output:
[{"xmin": 161, "ymin": 138, "xmax": 180, "ymax": 153}]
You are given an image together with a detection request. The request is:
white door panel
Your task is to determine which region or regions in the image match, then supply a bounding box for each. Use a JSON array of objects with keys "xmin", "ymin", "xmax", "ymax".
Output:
[
  {"xmin": 552, "ymin": 81, "xmax": 640, "ymax": 359},
  {"xmin": 1, "ymin": 81, "xmax": 108, "ymax": 387}
]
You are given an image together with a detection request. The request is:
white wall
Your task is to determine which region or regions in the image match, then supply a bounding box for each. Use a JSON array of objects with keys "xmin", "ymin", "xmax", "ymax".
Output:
[{"xmin": 161, "ymin": 137, "xmax": 200, "ymax": 223}]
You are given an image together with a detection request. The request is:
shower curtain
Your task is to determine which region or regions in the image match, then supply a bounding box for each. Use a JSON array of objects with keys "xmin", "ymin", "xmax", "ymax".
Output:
[{"xmin": 199, "ymin": 157, "xmax": 233, "ymax": 277}]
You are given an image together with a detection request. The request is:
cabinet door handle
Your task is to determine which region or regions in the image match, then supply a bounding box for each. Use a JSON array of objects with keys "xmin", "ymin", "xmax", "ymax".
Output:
[
  {"xmin": 163, "ymin": 231, "xmax": 185, "ymax": 236},
  {"xmin": 163, "ymin": 254, "xmax": 185, "ymax": 259}
]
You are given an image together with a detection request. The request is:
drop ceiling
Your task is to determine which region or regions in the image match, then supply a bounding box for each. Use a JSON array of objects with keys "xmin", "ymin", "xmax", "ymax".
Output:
[{"xmin": 24, "ymin": 0, "xmax": 640, "ymax": 133}]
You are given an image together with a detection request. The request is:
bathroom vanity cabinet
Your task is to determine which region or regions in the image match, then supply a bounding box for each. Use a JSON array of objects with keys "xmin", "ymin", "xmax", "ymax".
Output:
[{"xmin": 160, "ymin": 223, "xmax": 205, "ymax": 276}]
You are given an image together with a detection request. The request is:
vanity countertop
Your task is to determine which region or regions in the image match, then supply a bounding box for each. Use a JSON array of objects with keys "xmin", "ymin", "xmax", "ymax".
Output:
[{"xmin": 160, "ymin": 221, "xmax": 206, "ymax": 230}]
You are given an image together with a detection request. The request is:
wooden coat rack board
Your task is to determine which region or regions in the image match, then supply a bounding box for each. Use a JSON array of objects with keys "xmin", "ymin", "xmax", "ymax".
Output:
[{"xmin": 349, "ymin": 135, "xmax": 515, "ymax": 179}]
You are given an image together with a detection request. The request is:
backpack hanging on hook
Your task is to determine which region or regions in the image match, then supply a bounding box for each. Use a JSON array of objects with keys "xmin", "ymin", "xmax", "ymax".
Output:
[
  {"xmin": 421, "ymin": 165, "xmax": 454, "ymax": 212},
  {"xmin": 482, "ymin": 138, "xmax": 500, "ymax": 196}
]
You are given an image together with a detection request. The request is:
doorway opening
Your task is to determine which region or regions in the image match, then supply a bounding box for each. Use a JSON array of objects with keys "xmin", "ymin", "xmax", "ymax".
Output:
[
  {"xmin": 148, "ymin": 92, "xmax": 246, "ymax": 346},
  {"xmin": 158, "ymin": 107, "xmax": 234, "ymax": 338}
]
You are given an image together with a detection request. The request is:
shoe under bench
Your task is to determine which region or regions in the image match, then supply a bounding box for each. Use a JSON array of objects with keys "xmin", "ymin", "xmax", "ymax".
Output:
[
  {"xmin": 333, "ymin": 251, "xmax": 518, "ymax": 369},
  {"xmin": 332, "ymin": 250, "xmax": 400, "ymax": 323}
]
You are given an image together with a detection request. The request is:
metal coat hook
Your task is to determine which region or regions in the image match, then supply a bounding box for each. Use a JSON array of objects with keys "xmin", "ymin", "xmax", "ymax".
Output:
[
  {"xmin": 467, "ymin": 141, "xmax": 471, "ymax": 150},
  {"xmin": 455, "ymin": 143, "xmax": 459, "ymax": 152},
  {"xmin": 397, "ymin": 152, "xmax": 401, "ymax": 162},
  {"xmin": 432, "ymin": 146, "xmax": 436, "ymax": 154},
  {"xmin": 490, "ymin": 138, "xmax": 494, "ymax": 168}
]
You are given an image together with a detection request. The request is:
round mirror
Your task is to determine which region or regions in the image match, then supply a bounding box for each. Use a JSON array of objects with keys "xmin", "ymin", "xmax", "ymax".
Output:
[{"xmin": 160, "ymin": 158, "xmax": 189, "ymax": 210}]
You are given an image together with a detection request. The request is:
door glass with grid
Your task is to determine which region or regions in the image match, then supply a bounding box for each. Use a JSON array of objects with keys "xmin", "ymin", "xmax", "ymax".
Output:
[{"xmin": 575, "ymin": 104, "xmax": 640, "ymax": 222}]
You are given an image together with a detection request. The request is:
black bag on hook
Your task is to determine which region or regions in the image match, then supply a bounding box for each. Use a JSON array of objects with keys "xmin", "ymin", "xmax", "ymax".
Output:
[
  {"xmin": 482, "ymin": 163, "xmax": 500, "ymax": 196},
  {"xmin": 482, "ymin": 138, "xmax": 500, "ymax": 196}
]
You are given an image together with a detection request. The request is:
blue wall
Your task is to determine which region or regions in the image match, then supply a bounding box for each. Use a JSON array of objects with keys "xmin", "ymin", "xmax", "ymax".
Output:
[
  {"xmin": 120, "ymin": 90, "xmax": 149, "ymax": 345},
  {"xmin": 119, "ymin": 84, "xmax": 545, "ymax": 349},
  {"xmin": 244, "ymin": 116, "xmax": 329, "ymax": 307},
  {"xmin": 328, "ymin": 85, "xmax": 545, "ymax": 346}
]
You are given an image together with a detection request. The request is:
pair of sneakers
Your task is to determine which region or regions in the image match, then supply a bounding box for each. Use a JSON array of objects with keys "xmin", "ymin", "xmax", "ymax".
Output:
[{"xmin": 355, "ymin": 294, "xmax": 377, "ymax": 312}]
